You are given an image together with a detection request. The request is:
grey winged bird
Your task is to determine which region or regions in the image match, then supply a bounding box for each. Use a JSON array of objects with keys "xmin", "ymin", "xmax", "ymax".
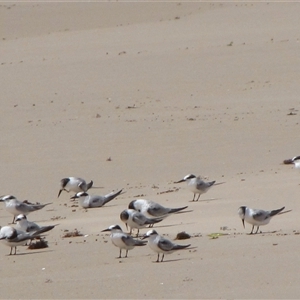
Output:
[
  {"xmin": 101, "ymin": 225, "xmax": 147, "ymax": 258},
  {"xmin": 15, "ymin": 214, "xmax": 58, "ymax": 240},
  {"xmin": 58, "ymin": 177, "xmax": 93, "ymax": 198},
  {"xmin": 120, "ymin": 209, "xmax": 163, "ymax": 236},
  {"xmin": 238, "ymin": 206, "xmax": 285, "ymax": 234},
  {"xmin": 142, "ymin": 229, "xmax": 191, "ymax": 262},
  {"xmin": 175, "ymin": 174, "xmax": 216, "ymax": 201},
  {"xmin": 128, "ymin": 199, "xmax": 188, "ymax": 226},
  {"xmin": 70, "ymin": 189, "xmax": 123, "ymax": 208},
  {"xmin": 0, "ymin": 225, "xmax": 53, "ymax": 255},
  {"xmin": 0, "ymin": 195, "xmax": 52, "ymax": 223}
]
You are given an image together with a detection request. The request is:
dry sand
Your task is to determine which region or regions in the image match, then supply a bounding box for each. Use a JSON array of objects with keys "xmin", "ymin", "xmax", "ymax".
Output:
[{"xmin": 1, "ymin": 1, "xmax": 300, "ymax": 298}]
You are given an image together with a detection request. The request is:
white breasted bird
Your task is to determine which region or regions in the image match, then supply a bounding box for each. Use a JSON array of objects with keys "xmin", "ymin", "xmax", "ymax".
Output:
[
  {"xmin": 70, "ymin": 189, "xmax": 123, "ymax": 208},
  {"xmin": 238, "ymin": 206, "xmax": 285, "ymax": 234},
  {"xmin": 291, "ymin": 156, "xmax": 300, "ymax": 169},
  {"xmin": 142, "ymin": 229, "xmax": 191, "ymax": 262},
  {"xmin": 0, "ymin": 195, "xmax": 52, "ymax": 223},
  {"xmin": 128, "ymin": 199, "xmax": 188, "ymax": 226},
  {"xmin": 174, "ymin": 174, "xmax": 216, "ymax": 201},
  {"xmin": 15, "ymin": 214, "xmax": 58, "ymax": 236},
  {"xmin": 58, "ymin": 177, "xmax": 93, "ymax": 198},
  {"xmin": 120, "ymin": 209, "xmax": 163, "ymax": 236},
  {"xmin": 0, "ymin": 225, "xmax": 53, "ymax": 255},
  {"xmin": 101, "ymin": 224, "xmax": 147, "ymax": 258}
]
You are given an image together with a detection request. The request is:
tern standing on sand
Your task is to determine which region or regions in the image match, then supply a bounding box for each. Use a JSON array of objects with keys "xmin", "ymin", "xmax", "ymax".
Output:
[
  {"xmin": 102, "ymin": 224, "xmax": 147, "ymax": 258},
  {"xmin": 238, "ymin": 206, "xmax": 285, "ymax": 234},
  {"xmin": 175, "ymin": 174, "xmax": 216, "ymax": 201},
  {"xmin": 142, "ymin": 229, "xmax": 191, "ymax": 262}
]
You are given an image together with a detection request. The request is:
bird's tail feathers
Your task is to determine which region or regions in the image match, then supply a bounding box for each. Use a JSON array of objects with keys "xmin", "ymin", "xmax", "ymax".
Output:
[
  {"xmin": 86, "ymin": 180, "xmax": 93, "ymax": 190},
  {"xmin": 173, "ymin": 244, "xmax": 191, "ymax": 250},
  {"xmin": 169, "ymin": 206, "xmax": 188, "ymax": 214},
  {"xmin": 134, "ymin": 240, "xmax": 147, "ymax": 246},
  {"xmin": 31, "ymin": 226, "xmax": 55, "ymax": 237},
  {"xmin": 103, "ymin": 189, "xmax": 124, "ymax": 205},
  {"xmin": 270, "ymin": 206, "xmax": 285, "ymax": 217}
]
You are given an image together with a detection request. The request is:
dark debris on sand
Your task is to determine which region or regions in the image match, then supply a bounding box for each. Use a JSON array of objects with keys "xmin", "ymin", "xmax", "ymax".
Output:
[
  {"xmin": 28, "ymin": 239, "xmax": 48, "ymax": 249},
  {"xmin": 62, "ymin": 229, "xmax": 83, "ymax": 238}
]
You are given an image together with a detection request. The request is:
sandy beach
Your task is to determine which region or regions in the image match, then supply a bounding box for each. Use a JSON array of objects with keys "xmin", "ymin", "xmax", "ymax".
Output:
[{"xmin": 1, "ymin": 1, "xmax": 300, "ymax": 298}]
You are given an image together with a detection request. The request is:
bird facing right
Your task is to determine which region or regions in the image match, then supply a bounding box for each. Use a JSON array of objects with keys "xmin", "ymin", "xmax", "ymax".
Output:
[{"xmin": 142, "ymin": 229, "xmax": 191, "ymax": 262}]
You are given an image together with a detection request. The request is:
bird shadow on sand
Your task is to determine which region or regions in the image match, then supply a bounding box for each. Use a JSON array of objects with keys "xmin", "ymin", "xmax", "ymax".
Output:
[
  {"xmin": 29, "ymin": 218, "xmax": 58, "ymax": 223},
  {"xmin": 215, "ymin": 181, "xmax": 226, "ymax": 186},
  {"xmin": 188, "ymin": 197, "xmax": 222, "ymax": 203},
  {"xmin": 89, "ymin": 186, "xmax": 104, "ymax": 189},
  {"xmin": 94, "ymin": 204, "xmax": 122, "ymax": 209},
  {"xmin": 242, "ymin": 230, "xmax": 284, "ymax": 236},
  {"xmin": 151, "ymin": 222, "xmax": 197, "ymax": 230},
  {"xmin": 7, "ymin": 249, "xmax": 54, "ymax": 256},
  {"xmin": 174, "ymin": 209, "xmax": 193, "ymax": 214},
  {"xmin": 151, "ymin": 255, "xmax": 195, "ymax": 263}
]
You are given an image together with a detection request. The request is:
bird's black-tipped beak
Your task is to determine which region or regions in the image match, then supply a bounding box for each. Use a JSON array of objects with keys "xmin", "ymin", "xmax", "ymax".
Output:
[
  {"xmin": 70, "ymin": 194, "xmax": 78, "ymax": 200},
  {"xmin": 141, "ymin": 234, "xmax": 148, "ymax": 240},
  {"xmin": 174, "ymin": 179, "xmax": 185, "ymax": 184},
  {"xmin": 125, "ymin": 223, "xmax": 128, "ymax": 230},
  {"xmin": 101, "ymin": 228, "xmax": 111, "ymax": 232},
  {"xmin": 57, "ymin": 189, "xmax": 63, "ymax": 198},
  {"xmin": 242, "ymin": 219, "xmax": 245, "ymax": 228}
]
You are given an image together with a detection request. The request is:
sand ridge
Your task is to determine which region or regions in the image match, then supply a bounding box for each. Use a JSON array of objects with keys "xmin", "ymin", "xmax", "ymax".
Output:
[{"xmin": 1, "ymin": 2, "xmax": 300, "ymax": 298}]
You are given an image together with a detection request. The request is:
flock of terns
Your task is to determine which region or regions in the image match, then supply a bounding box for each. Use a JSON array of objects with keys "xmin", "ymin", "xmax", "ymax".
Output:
[
  {"xmin": 0, "ymin": 155, "xmax": 298, "ymax": 260},
  {"xmin": 0, "ymin": 174, "xmax": 213, "ymax": 260}
]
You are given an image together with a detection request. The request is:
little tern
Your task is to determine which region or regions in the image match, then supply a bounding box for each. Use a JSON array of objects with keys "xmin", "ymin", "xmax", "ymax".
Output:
[
  {"xmin": 58, "ymin": 177, "xmax": 93, "ymax": 198},
  {"xmin": 175, "ymin": 174, "xmax": 216, "ymax": 201},
  {"xmin": 120, "ymin": 209, "xmax": 163, "ymax": 236},
  {"xmin": 0, "ymin": 225, "xmax": 53, "ymax": 255},
  {"xmin": 0, "ymin": 195, "xmax": 52, "ymax": 223},
  {"xmin": 128, "ymin": 199, "xmax": 188, "ymax": 225},
  {"xmin": 70, "ymin": 189, "xmax": 123, "ymax": 208},
  {"xmin": 142, "ymin": 229, "xmax": 191, "ymax": 262},
  {"xmin": 102, "ymin": 224, "xmax": 146, "ymax": 258},
  {"xmin": 238, "ymin": 206, "xmax": 285, "ymax": 234}
]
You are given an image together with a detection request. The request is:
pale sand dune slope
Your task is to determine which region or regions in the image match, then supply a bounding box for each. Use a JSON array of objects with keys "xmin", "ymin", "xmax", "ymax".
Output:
[{"xmin": 0, "ymin": 2, "xmax": 300, "ymax": 299}]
